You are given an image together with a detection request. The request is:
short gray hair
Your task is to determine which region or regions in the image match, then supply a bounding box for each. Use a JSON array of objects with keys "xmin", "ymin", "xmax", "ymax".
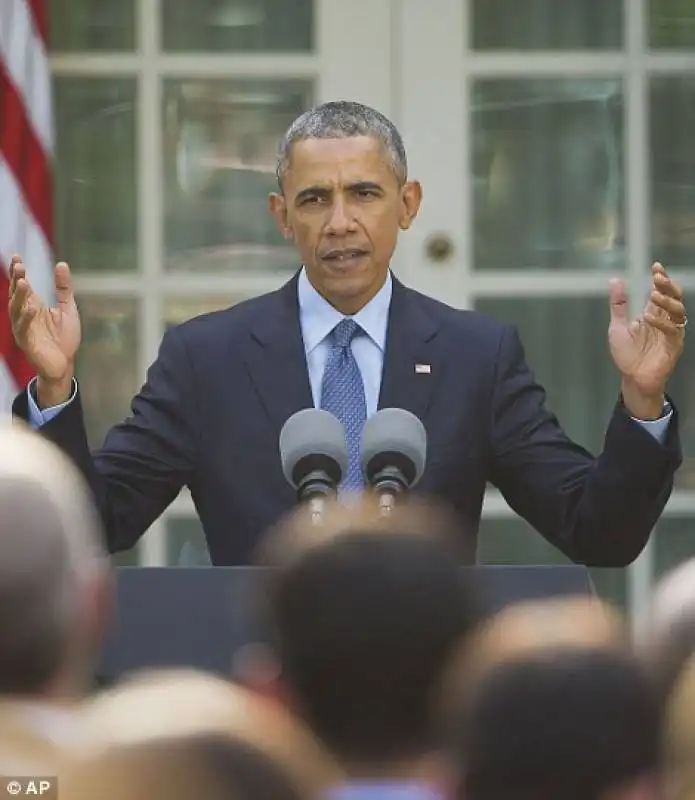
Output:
[{"xmin": 276, "ymin": 100, "xmax": 408, "ymax": 188}]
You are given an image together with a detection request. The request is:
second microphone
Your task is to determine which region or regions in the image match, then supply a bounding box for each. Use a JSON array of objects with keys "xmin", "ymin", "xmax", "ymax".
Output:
[{"xmin": 279, "ymin": 407, "xmax": 427, "ymax": 517}]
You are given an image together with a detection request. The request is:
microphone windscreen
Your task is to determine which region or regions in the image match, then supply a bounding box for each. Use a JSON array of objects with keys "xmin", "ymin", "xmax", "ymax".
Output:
[
  {"xmin": 360, "ymin": 408, "xmax": 427, "ymax": 488},
  {"xmin": 279, "ymin": 409, "xmax": 348, "ymax": 489}
]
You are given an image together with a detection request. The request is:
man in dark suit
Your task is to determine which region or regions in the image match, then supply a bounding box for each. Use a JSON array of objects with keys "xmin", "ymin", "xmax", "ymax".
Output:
[{"xmin": 7, "ymin": 101, "xmax": 687, "ymax": 566}]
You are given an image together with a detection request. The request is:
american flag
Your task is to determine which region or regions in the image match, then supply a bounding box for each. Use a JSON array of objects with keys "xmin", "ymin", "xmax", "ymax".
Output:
[{"xmin": 0, "ymin": 0, "xmax": 53, "ymax": 412}]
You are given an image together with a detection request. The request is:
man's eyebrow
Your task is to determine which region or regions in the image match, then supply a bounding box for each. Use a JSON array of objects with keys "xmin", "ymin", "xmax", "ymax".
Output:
[
  {"xmin": 294, "ymin": 181, "xmax": 384, "ymax": 203},
  {"xmin": 349, "ymin": 181, "xmax": 383, "ymax": 193},
  {"xmin": 294, "ymin": 185, "xmax": 331, "ymax": 203}
]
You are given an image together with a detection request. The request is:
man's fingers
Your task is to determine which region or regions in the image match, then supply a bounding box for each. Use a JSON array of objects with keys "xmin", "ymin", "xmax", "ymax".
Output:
[
  {"xmin": 54, "ymin": 261, "xmax": 73, "ymax": 306},
  {"xmin": 11, "ymin": 259, "xmax": 74, "ymax": 308},
  {"xmin": 653, "ymin": 269, "xmax": 684, "ymax": 301},
  {"xmin": 12, "ymin": 300, "xmax": 38, "ymax": 341},
  {"xmin": 8, "ymin": 275, "xmax": 31, "ymax": 318},
  {"xmin": 643, "ymin": 311, "xmax": 686, "ymax": 338},
  {"xmin": 650, "ymin": 289, "xmax": 686, "ymax": 323},
  {"xmin": 7, "ymin": 273, "xmax": 41, "ymax": 341},
  {"xmin": 8, "ymin": 255, "xmax": 24, "ymax": 296},
  {"xmin": 7, "ymin": 257, "xmax": 55, "ymax": 347},
  {"xmin": 609, "ymin": 278, "xmax": 630, "ymax": 324}
]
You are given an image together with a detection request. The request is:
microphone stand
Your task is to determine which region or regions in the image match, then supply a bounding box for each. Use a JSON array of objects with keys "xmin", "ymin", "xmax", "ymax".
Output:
[
  {"xmin": 378, "ymin": 493, "xmax": 396, "ymax": 516},
  {"xmin": 309, "ymin": 495, "xmax": 327, "ymax": 525},
  {"xmin": 371, "ymin": 466, "xmax": 409, "ymax": 517},
  {"xmin": 297, "ymin": 470, "xmax": 338, "ymax": 524}
]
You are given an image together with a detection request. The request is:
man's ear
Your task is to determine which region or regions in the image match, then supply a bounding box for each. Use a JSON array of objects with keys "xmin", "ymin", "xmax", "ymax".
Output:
[
  {"xmin": 399, "ymin": 180, "xmax": 423, "ymax": 231},
  {"xmin": 269, "ymin": 193, "xmax": 293, "ymax": 241}
]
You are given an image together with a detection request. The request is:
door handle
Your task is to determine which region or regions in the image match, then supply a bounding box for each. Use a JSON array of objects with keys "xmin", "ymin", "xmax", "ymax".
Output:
[{"xmin": 425, "ymin": 232, "xmax": 454, "ymax": 263}]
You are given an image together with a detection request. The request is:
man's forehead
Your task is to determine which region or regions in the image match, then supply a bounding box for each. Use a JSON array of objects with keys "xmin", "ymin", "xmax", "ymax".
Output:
[{"xmin": 285, "ymin": 135, "xmax": 396, "ymax": 185}]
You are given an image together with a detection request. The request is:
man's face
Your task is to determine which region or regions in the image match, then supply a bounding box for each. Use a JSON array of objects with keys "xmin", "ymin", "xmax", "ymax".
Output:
[{"xmin": 269, "ymin": 136, "xmax": 422, "ymax": 314}]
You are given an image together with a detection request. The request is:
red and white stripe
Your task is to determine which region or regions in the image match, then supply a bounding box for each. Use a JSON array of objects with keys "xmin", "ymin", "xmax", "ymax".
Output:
[{"xmin": 0, "ymin": 0, "xmax": 53, "ymax": 412}]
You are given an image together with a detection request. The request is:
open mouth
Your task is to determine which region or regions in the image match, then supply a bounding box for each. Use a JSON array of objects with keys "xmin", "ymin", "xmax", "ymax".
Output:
[{"xmin": 321, "ymin": 248, "xmax": 369, "ymax": 264}]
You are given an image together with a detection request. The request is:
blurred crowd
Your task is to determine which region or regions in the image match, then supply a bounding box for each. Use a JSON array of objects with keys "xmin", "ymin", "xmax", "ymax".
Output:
[{"xmin": 2, "ymin": 418, "xmax": 695, "ymax": 800}]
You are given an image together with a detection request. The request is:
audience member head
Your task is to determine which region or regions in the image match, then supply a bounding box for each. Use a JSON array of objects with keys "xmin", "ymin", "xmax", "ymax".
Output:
[
  {"xmin": 257, "ymin": 492, "xmax": 471, "ymax": 568},
  {"xmin": 479, "ymin": 595, "xmax": 626, "ymax": 657},
  {"xmin": 78, "ymin": 668, "xmax": 341, "ymax": 792},
  {"xmin": 447, "ymin": 594, "xmax": 626, "ymax": 688},
  {"xmin": 451, "ymin": 648, "xmax": 662, "ymax": 800},
  {"xmin": 662, "ymin": 651, "xmax": 695, "ymax": 800},
  {"xmin": 259, "ymin": 522, "xmax": 479, "ymax": 777},
  {"xmin": 638, "ymin": 557, "xmax": 695, "ymax": 703},
  {"xmin": 61, "ymin": 732, "xmax": 310, "ymax": 800},
  {"xmin": 0, "ymin": 420, "xmax": 111, "ymax": 702}
]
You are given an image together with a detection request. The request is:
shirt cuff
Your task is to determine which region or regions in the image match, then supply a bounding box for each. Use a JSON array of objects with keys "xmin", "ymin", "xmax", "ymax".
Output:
[
  {"xmin": 26, "ymin": 377, "xmax": 78, "ymax": 428},
  {"xmin": 630, "ymin": 410, "xmax": 672, "ymax": 445}
]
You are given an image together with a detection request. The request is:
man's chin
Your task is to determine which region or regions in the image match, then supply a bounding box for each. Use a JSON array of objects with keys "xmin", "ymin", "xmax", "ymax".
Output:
[{"xmin": 324, "ymin": 277, "xmax": 384, "ymax": 314}]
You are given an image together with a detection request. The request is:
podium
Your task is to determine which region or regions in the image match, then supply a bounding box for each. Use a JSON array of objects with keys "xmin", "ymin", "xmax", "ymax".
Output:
[{"xmin": 96, "ymin": 565, "xmax": 594, "ymax": 684}]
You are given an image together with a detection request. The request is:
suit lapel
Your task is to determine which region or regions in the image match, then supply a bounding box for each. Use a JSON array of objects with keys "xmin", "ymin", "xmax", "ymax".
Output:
[
  {"xmin": 378, "ymin": 278, "xmax": 441, "ymax": 423},
  {"xmin": 244, "ymin": 273, "xmax": 442, "ymax": 434},
  {"xmin": 244, "ymin": 273, "xmax": 314, "ymax": 433}
]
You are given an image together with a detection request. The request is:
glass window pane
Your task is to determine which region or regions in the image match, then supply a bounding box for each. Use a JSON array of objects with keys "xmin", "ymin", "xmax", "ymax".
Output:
[
  {"xmin": 166, "ymin": 517, "xmax": 211, "ymax": 566},
  {"xmin": 651, "ymin": 77, "xmax": 695, "ymax": 268},
  {"xmin": 75, "ymin": 296, "xmax": 140, "ymax": 448},
  {"xmin": 477, "ymin": 292, "xmax": 695, "ymax": 489},
  {"xmin": 162, "ymin": 79, "xmax": 312, "ymax": 273},
  {"xmin": 111, "ymin": 550, "xmax": 139, "ymax": 567},
  {"xmin": 54, "ymin": 79, "xmax": 137, "ymax": 272},
  {"xmin": 478, "ymin": 517, "xmax": 570, "ymax": 565},
  {"xmin": 164, "ymin": 296, "xmax": 248, "ymax": 328},
  {"xmin": 474, "ymin": 297, "xmax": 617, "ymax": 455},
  {"xmin": 78, "ymin": 295, "xmax": 139, "ymax": 567},
  {"xmin": 161, "ymin": 0, "xmax": 313, "ymax": 52},
  {"xmin": 472, "ymin": 79, "xmax": 625, "ymax": 271},
  {"xmin": 649, "ymin": 0, "xmax": 695, "ymax": 48},
  {"xmin": 471, "ymin": 0, "xmax": 622, "ymax": 49},
  {"xmin": 478, "ymin": 517, "xmax": 626, "ymax": 608},
  {"xmin": 49, "ymin": 0, "xmax": 135, "ymax": 51},
  {"xmin": 655, "ymin": 517, "xmax": 695, "ymax": 579}
]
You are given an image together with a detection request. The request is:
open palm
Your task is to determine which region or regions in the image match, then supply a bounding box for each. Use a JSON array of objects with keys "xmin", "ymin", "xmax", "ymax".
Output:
[
  {"xmin": 8, "ymin": 259, "xmax": 81, "ymax": 381},
  {"xmin": 608, "ymin": 263, "xmax": 685, "ymax": 398}
]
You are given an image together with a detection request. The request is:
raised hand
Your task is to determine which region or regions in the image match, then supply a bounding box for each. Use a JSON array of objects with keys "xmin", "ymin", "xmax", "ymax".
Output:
[
  {"xmin": 608, "ymin": 262, "xmax": 686, "ymax": 419},
  {"xmin": 8, "ymin": 255, "xmax": 81, "ymax": 404}
]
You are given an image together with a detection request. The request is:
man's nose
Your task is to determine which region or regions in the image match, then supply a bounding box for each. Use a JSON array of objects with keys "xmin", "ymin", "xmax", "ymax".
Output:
[{"xmin": 325, "ymin": 199, "xmax": 357, "ymax": 234}]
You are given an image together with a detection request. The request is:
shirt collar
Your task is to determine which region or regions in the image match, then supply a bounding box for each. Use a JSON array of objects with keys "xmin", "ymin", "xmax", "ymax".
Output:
[
  {"xmin": 324, "ymin": 783, "xmax": 443, "ymax": 800},
  {"xmin": 297, "ymin": 266, "xmax": 392, "ymax": 354}
]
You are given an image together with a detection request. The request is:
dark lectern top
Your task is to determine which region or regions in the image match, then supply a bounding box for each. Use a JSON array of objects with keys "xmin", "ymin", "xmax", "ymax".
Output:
[{"xmin": 97, "ymin": 565, "xmax": 593, "ymax": 683}]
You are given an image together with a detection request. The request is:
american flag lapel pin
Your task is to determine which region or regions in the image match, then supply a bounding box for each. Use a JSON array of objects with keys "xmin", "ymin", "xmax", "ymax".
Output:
[{"xmin": 415, "ymin": 363, "xmax": 431, "ymax": 374}]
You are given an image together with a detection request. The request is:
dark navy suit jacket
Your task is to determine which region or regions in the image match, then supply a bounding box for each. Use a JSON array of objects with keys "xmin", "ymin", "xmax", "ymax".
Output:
[{"xmin": 12, "ymin": 273, "xmax": 682, "ymax": 566}]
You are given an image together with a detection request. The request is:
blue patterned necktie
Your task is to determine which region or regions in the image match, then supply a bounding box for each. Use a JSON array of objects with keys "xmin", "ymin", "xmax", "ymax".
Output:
[{"xmin": 320, "ymin": 318, "xmax": 367, "ymax": 491}]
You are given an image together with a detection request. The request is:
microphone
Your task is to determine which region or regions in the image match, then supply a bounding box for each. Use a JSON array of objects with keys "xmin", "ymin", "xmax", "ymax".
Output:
[
  {"xmin": 279, "ymin": 409, "xmax": 348, "ymax": 522},
  {"xmin": 360, "ymin": 408, "xmax": 427, "ymax": 515}
]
